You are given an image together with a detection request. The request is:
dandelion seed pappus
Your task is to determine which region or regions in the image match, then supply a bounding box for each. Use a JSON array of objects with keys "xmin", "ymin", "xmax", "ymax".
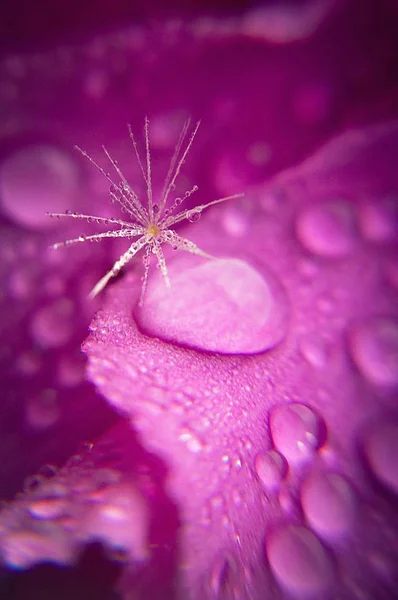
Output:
[{"xmin": 47, "ymin": 118, "xmax": 244, "ymax": 306}]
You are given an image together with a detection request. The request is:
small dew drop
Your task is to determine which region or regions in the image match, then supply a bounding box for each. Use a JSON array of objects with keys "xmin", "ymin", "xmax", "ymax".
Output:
[
  {"xmin": 364, "ymin": 421, "xmax": 398, "ymax": 495},
  {"xmin": 270, "ymin": 403, "xmax": 324, "ymax": 464},
  {"xmin": 349, "ymin": 316, "xmax": 398, "ymax": 388},
  {"xmin": 187, "ymin": 210, "xmax": 201, "ymax": 223},
  {"xmin": 296, "ymin": 199, "xmax": 357, "ymax": 258},
  {"xmin": 301, "ymin": 471, "xmax": 356, "ymax": 540},
  {"xmin": 299, "ymin": 336, "xmax": 328, "ymax": 368},
  {"xmin": 178, "ymin": 429, "xmax": 203, "ymax": 453}
]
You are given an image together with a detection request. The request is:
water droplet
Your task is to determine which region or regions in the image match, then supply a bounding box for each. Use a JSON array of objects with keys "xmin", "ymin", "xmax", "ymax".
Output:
[
  {"xmin": 296, "ymin": 199, "xmax": 357, "ymax": 258},
  {"xmin": 30, "ymin": 299, "xmax": 75, "ymax": 349},
  {"xmin": 266, "ymin": 525, "xmax": 334, "ymax": 597},
  {"xmin": 137, "ymin": 258, "xmax": 289, "ymax": 355},
  {"xmin": 0, "ymin": 146, "xmax": 79, "ymax": 230},
  {"xmin": 358, "ymin": 195, "xmax": 398, "ymax": 244},
  {"xmin": 231, "ymin": 488, "xmax": 242, "ymax": 506},
  {"xmin": 255, "ymin": 450, "xmax": 287, "ymax": 491},
  {"xmin": 364, "ymin": 421, "xmax": 398, "ymax": 495},
  {"xmin": 57, "ymin": 354, "xmax": 85, "ymax": 388},
  {"xmin": 348, "ymin": 316, "xmax": 398, "ymax": 388},
  {"xmin": 269, "ymin": 403, "xmax": 324, "ymax": 464},
  {"xmin": 187, "ymin": 209, "xmax": 201, "ymax": 223},
  {"xmin": 178, "ymin": 428, "xmax": 203, "ymax": 453},
  {"xmin": 25, "ymin": 389, "xmax": 60, "ymax": 431},
  {"xmin": 301, "ymin": 471, "xmax": 356, "ymax": 540},
  {"xmin": 7, "ymin": 265, "xmax": 38, "ymax": 300},
  {"xmin": 299, "ymin": 336, "xmax": 328, "ymax": 368},
  {"xmin": 153, "ymin": 203, "xmax": 159, "ymax": 213},
  {"xmin": 17, "ymin": 351, "xmax": 42, "ymax": 376},
  {"xmin": 222, "ymin": 205, "xmax": 250, "ymax": 237}
]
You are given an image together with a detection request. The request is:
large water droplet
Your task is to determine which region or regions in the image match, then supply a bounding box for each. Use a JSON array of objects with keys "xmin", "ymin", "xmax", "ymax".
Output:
[
  {"xmin": 364, "ymin": 421, "xmax": 398, "ymax": 495},
  {"xmin": 0, "ymin": 145, "xmax": 79, "ymax": 230},
  {"xmin": 296, "ymin": 199, "xmax": 357, "ymax": 258},
  {"xmin": 266, "ymin": 525, "xmax": 334, "ymax": 597},
  {"xmin": 301, "ymin": 471, "xmax": 356, "ymax": 540},
  {"xmin": 136, "ymin": 258, "xmax": 289, "ymax": 355},
  {"xmin": 348, "ymin": 316, "xmax": 398, "ymax": 388},
  {"xmin": 270, "ymin": 403, "xmax": 324, "ymax": 464}
]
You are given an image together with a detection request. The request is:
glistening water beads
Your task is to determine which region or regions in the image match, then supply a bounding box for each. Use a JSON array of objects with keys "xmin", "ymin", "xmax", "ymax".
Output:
[{"xmin": 47, "ymin": 118, "xmax": 244, "ymax": 306}]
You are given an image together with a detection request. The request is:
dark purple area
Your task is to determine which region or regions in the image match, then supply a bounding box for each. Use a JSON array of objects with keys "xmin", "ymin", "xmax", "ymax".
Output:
[{"xmin": 0, "ymin": 0, "xmax": 397, "ymax": 599}]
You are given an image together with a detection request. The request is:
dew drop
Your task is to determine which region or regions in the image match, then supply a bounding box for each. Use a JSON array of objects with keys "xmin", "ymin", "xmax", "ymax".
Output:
[
  {"xmin": 30, "ymin": 299, "xmax": 75, "ymax": 349},
  {"xmin": 25, "ymin": 389, "xmax": 60, "ymax": 431},
  {"xmin": 7, "ymin": 265, "xmax": 38, "ymax": 300},
  {"xmin": 255, "ymin": 450, "xmax": 287, "ymax": 491},
  {"xmin": 348, "ymin": 316, "xmax": 398, "ymax": 388},
  {"xmin": 301, "ymin": 471, "xmax": 356, "ymax": 540},
  {"xmin": 364, "ymin": 421, "xmax": 398, "ymax": 495},
  {"xmin": 187, "ymin": 209, "xmax": 201, "ymax": 223},
  {"xmin": 269, "ymin": 403, "xmax": 324, "ymax": 464},
  {"xmin": 137, "ymin": 258, "xmax": 289, "ymax": 355},
  {"xmin": 222, "ymin": 205, "xmax": 250, "ymax": 237},
  {"xmin": 0, "ymin": 146, "xmax": 79, "ymax": 230},
  {"xmin": 178, "ymin": 428, "xmax": 203, "ymax": 453},
  {"xmin": 296, "ymin": 199, "xmax": 357, "ymax": 258},
  {"xmin": 358, "ymin": 195, "xmax": 398, "ymax": 244},
  {"xmin": 266, "ymin": 525, "xmax": 334, "ymax": 597},
  {"xmin": 16, "ymin": 351, "xmax": 41, "ymax": 376},
  {"xmin": 56, "ymin": 354, "xmax": 85, "ymax": 388},
  {"xmin": 299, "ymin": 336, "xmax": 328, "ymax": 368}
]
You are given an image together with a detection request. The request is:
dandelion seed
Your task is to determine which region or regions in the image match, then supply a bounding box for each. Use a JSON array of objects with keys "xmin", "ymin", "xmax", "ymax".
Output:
[{"xmin": 47, "ymin": 118, "xmax": 244, "ymax": 306}]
